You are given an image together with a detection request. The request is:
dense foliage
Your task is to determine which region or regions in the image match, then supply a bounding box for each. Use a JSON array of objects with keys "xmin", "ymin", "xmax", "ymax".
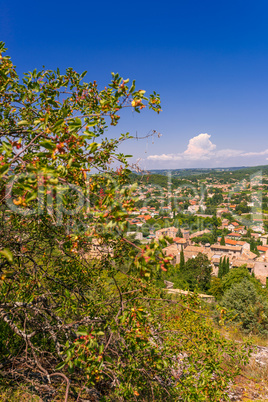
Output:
[
  {"xmin": 221, "ymin": 279, "xmax": 268, "ymax": 336},
  {"xmin": 157, "ymin": 253, "xmax": 212, "ymax": 293},
  {"xmin": 218, "ymin": 257, "xmax": 230, "ymax": 279},
  {"xmin": 0, "ymin": 42, "xmax": 250, "ymax": 401},
  {"xmin": 180, "ymin": 253, "xmax": 212, "ymax": 292}
]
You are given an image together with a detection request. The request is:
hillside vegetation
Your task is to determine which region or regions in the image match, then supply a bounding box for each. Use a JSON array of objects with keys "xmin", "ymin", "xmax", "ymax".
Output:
[{"xmin": 0, "ymin": 42, "xmax": 264, "ymax": 401}]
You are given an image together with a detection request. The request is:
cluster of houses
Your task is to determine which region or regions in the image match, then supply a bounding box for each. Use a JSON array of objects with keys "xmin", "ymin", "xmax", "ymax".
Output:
[
  {"xmin": 119, "ymin": 175, "xmax": 268, "ymax": 285},
  {"xmin": 85, "ymin": 173, "xmax": 268, "ymax": 287},
  {"xmin": 160, "ymin": 225, "xmax": 268, "ymax": 285},
  {"xmin": 125, "ymin": 176, "xmax": 267, "ymax": 232}
]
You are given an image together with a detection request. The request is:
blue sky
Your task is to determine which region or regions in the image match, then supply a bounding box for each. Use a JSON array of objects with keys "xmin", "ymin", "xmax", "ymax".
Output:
[{"xmin": 1, "ymin": 0, "xmax": 268, "ymax": 169}]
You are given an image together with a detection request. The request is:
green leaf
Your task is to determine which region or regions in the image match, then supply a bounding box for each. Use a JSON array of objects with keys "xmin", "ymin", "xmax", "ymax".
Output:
[
  {"xmin": 67, "ymin": 157, "xmax": 74, "ymax": 168},
  {"xmin": 83, "ymin": 130, "xmax": 95, "ymax": 138},
  {"xmin": 69, "ymin": 118, "xmax": 81, "ymax": 132},
  {"xmin": 86, "ymin": 121, "xmax": 97, "ymax": 127},
  {"xmin": 0, "ymin": 248, "xmax": 13, "ymax": 263},
  {"xmin": 44, "ymin": 113, "xmax": 49, "ymax": 125},
  {"xmin": 17, "ymin": 120, "xmax": 29, "ymax": 126},
  {"xmin": 0, "ymin": 164, "xmax": 10, "ymax": 176},
  {"xmin": 55, "ymin": 361, "xmax": 66, "ymax": 370},
  {"xmin": 87, "ymin": 142, "xmax": 100, "ymax": 153},
  {"xmin": 2, "ymin": 141, "xmax": 12, "ymax": 152},
  {"xmin": 129, "ymin": 80, "xmax": 136, "ymax": 93},
  {"xmin": 77, "ymin": 330, "xmax": 88, "ymax": 336},
  {"xmin": 52, "ymin": 119, "xmax": 65, "ymax": 132},
  {"xmin": 40, "ymin": 140, "xmax": 55, "ymax": 150},
  {"xmin": 68, "ymin": 361, "xmax": 73, "ymax": 369},
  {"xmin": 80, "ymin": 71, "xmax": 87, "ymax": 79},
  {"xmin": 25, "ymin": 191, "xmax": 38, "ymax": 202}
]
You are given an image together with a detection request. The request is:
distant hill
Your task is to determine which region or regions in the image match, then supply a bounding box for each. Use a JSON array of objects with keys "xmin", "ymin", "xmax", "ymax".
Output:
[
  {"xmin": 148, "ymin": 165, "xmax": 268, "ymax": 177},
  {"xmin": 130, "ymin": 165, "xmax": 268, "ymax": 186}
]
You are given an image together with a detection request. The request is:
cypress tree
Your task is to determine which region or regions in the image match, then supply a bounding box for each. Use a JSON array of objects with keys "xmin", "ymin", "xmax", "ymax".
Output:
[
  {"xmin": 177, "ymin": 227, "xmax": 183, "ymax": 238},
  {"xmin": 220, "ymin": 235, "xmax": 225, "ymax": 246},
  {"xmin": 221, "ymin": 257, "xmax": 225, "ymax": 277},
  {"xmin": 223, "ymin": 256, "xmax": 227, "ymax": 276},
  {"xmin": 180, "ymin": 249, "xmax": 185, "ymax": 270},
  {"xmin": 250, "ymin": 239, "xmax": 255, "ymax": 252},
  {"xmin": 225, "ymin": 257, "xmax": 230, "ymax": 275},
  {"xmin": 212, "ymin": 226, "xmax": 218, "ymax": 243},
  {"xmin": 218, "ymin": 258, "xmax": 223, "ymax": 278}
]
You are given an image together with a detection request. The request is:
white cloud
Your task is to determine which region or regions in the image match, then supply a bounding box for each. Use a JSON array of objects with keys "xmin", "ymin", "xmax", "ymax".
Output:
[
  {"xmin": 147, "ymin": 133, "xmax": 268, "ymax": 163},
  {"xmin": 183, "ymin": 133, "xmax": 216, "ymax": 160},
  {"xmin": 242, "ymin": 149, "xmax": 268, "ymax": 157},
  {"xmin": 148, "ymin": 153, "xmax": 182, "ymax": 161},
  {"xmin": 215, "ymin": 148, "xmax": 244, "ymax": 158}
]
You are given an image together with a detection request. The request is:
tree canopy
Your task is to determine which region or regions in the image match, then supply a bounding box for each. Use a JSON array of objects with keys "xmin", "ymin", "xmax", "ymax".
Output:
[
  {"xmin": 0, "ymin": 42, "xmax": 250, "ymax": 401},
  {"xmin": 180, "ymin": 253, "xmax": 212, "ymax": 292}
]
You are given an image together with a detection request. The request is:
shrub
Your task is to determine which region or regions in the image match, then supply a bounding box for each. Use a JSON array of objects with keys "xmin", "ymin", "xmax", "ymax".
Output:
[{"xmin": 221, "ymin": 279, "xmax": 268, "ymax": 336}]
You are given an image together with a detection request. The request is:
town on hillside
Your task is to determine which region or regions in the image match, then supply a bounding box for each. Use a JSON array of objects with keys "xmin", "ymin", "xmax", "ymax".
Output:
[{"xmin": 125, "ymin": 167, "xmax": 268, "ymax": 286}]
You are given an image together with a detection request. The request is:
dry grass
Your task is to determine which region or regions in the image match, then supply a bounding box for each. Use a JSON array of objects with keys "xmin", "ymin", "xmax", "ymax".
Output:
[
  {"xmin": 0, "ymin": 380, "xmax": 74, "ymax": 402},
  {"xmin": 211, "ymin": 323, "xmax": 268, "ymax": 400},
  {"xmin": 232, "ymin": 375, "xmax": 268, "ymax": 401},
  {"xmin": 223, "ymin": 328, "xmax": 268, "ymax": 401},
  {"xmin": 218, "ymin": 326, "xmax": 268, "ymax": 348},
  {"xmin": 0, "ymin": 385, "xmax": 42, "ymax": 402}
]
